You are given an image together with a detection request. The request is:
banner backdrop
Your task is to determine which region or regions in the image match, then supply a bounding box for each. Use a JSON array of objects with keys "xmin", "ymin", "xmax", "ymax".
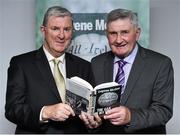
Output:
[{"xmin": 36, "ymin": 0, "xmax": 149, "ymax": 61}]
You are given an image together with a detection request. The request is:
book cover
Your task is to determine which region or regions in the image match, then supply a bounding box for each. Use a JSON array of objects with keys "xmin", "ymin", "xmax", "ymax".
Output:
[{"xmin": 93, "ymin": 85, "xmax": 121, "ymax": 115}]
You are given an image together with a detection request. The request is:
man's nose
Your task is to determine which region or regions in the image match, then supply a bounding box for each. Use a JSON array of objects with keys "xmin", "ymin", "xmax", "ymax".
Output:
[
  {"xmin": 116, "ymin": 33, "xmax": 123, "ymax": 43},
  {"xmin": 58, "ymin": 31, "xmax": 65, "ymax": 39}
]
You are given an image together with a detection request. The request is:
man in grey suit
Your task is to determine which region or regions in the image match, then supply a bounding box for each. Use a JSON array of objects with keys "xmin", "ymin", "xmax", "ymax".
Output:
[{"xmin": 81, "ymin": 8, "xmax": 174, "ymax": 134}]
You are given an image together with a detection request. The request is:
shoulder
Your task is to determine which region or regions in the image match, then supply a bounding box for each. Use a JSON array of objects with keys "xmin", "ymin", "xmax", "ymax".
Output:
[
  {"xmin": 139, "ymin": 46, "xmax": 173, "ymax": 66},
  {"xmin": 91, "ymin": 51, "xmax": 114, "ymax": 63},
  {"xmin": 10, "ymin": 49, "xmax": 38, "ymax": 64},
  {"xmin": 65, "ymin": 52, "xmax": 90, "ymax": 65}
]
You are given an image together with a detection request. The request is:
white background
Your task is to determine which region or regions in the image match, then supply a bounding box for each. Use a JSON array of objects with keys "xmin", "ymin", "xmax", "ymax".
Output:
[{"xmin": 0, "ymin": 0, "xmax": 180, "ymax": 133}]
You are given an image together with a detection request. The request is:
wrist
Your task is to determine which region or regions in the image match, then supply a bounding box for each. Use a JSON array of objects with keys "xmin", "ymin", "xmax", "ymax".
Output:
[{"xmin": 42, "ymin": 106, "xmax": 49, "ymax": 121}]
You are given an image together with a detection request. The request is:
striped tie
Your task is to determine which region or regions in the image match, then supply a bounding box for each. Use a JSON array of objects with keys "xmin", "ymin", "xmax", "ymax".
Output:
[{"xmin": 115, "ymin": 60, "xmax": 127, "ymax": 93}]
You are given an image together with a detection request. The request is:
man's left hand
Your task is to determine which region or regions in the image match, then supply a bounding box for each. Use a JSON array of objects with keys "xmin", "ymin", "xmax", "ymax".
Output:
[{"xmin": 104, "ymin": 106, "xmax": 131, "ymax": 125}]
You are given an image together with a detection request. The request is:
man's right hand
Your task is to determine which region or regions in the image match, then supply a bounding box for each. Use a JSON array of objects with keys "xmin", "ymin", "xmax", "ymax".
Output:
[
  {"xmin": 42, "ymin": 103, "xmax": 75, "ymax": 122},
  {"xmin": 79, "ymin": 111, "xmax": 102, "ymax": 129}
]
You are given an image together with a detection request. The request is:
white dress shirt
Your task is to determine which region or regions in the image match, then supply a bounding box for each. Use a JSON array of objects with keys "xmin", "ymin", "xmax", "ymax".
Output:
[
  {"xmin": 39, "ymin": 46, "xmax": 67, "ymax": 122},
  {"xmin": 43, "ymin": 46, "xmax": 66, "ymax": 83}
]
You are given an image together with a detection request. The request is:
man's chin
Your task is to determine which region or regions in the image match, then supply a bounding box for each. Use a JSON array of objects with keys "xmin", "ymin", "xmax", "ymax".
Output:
[{"xmin": 113, "ymin": 50, "xmax": 127, "ymax": 57}]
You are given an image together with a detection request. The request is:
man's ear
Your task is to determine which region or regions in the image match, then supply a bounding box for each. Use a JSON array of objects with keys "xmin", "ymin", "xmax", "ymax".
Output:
[
  {"xmin": 136, "ymin": 27, "xmax": 141, "ymax": 40},
  {"xmin": 40, "ymin": 26, "xmax": 46, "ymax": 38}
]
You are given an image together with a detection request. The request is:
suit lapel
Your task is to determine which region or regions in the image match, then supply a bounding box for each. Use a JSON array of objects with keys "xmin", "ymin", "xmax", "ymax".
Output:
[
  {"xmin": 65, "ymin": 53, "xmax": 74, "ymax": 78},
  {"xmin": 121, "ymin": 46, "xmax": 146, "ymax": 105},
  {"xmin": 35, "ymin": 47, "xmax": 61, "ymax": 100},
  {"xmin": 104, "ymin": 52, "xmax": 114, "ymax": 82}
]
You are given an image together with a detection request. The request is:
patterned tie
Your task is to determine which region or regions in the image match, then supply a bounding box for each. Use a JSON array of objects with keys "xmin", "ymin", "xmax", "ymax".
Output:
[
  {"xmin": 53, "ymin": 59, "xmax": 66, "ymax": 102},
  {"xmin": 115, "ymin": 60, "xmax": 127, "ymax": 93}
]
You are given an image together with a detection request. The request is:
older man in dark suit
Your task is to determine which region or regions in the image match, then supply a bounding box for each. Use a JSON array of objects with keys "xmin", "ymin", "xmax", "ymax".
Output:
[
  {"xmin": 5, "ymin": 6, "xmax": 94, "ymax": 134},
  {"xmin": 81, "ymin": 8, "xmax": 174, "ymax": 134}
]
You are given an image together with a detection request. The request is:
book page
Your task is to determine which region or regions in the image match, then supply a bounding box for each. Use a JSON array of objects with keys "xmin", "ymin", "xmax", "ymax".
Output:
[
  {"xmin": 70, "ymin": 76, "xmax": 93, "ymax": 90},
  {"xmin": 94, "ymin": 82, "xmax": 119, "ymax": 91},
  {"xmin": 66, "ymin": 78, "xmax": 93, "ymax": 114},
  {"xmin": 66, "ymin": 78, "xmax": 92, "ymax": 100}
]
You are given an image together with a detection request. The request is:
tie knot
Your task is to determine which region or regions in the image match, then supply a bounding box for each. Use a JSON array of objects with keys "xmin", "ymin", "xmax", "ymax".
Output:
[
  {"xmin": 53, "ymin": 59, "xmax": 61, "ymax": 65},
  {"xmin": 117, "ymin": 60, "xmax": 126, "ymax": 68}
]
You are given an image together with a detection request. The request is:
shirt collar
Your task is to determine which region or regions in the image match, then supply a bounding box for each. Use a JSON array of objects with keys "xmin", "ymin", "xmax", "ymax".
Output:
[
  {"xmin": 114, "ymin": 44, "xmax": 138, "ymax": 64},
  {"xmin": 43, "ymin": 46, "xmax": 65, "ymax": 63}
]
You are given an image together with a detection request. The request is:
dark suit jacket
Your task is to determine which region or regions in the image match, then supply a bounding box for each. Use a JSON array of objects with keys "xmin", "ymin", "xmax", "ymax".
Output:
[
  {"xmin": 91, "ymin": 45, "xmax": 174, "ymax": 134},
  {"xmin": 5, "ymin": 47, "xmax": 94, "ymax": 134}
]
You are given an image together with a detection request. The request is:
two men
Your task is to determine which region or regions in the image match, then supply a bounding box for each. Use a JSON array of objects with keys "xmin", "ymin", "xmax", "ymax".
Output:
[{"xmin": 5, "ymin": 6, "xmax": 174, "ymax": 134}]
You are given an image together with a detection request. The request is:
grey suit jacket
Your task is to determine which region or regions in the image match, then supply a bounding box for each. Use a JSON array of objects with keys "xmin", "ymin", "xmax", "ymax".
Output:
[{"xmin": 91, "ymin": 45, "xmax": 174, "ymax": 134}]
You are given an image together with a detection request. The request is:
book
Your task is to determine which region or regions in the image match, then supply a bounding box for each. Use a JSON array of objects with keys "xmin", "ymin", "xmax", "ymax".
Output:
[{"xmin": 66, "ymin": 76, "xmax": 121, "ymax": 115}]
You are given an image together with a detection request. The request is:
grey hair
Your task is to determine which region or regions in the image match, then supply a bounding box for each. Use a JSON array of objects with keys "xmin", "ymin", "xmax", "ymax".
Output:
[
  {"xmin": 107, "ymin": 8, "xmax": 138, "ymax": 27},
  {"xmin": 42, "ymin": 6, "xmax": 73, "ymax": 26}
]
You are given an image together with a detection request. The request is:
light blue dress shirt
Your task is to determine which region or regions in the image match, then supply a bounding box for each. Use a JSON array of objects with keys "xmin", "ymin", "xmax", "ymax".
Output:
[{"xmin": 113, "ymin": 45, "xmax": 138, "ymax": 93}]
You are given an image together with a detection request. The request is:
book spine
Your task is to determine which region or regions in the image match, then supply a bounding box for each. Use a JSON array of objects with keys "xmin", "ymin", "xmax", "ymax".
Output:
[{"xmin": 89, "ymin": 91, "xmax": 96, "ymax": 114}]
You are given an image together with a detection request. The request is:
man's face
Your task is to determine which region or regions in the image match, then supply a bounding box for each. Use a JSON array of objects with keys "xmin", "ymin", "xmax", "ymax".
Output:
[
  {"xmin": 41, "ymin": 16, "xmax": 73, "ymax": 57},
  {"xmin": 107, "ymin": 18, "xmax": 140, "ymax": 57}
]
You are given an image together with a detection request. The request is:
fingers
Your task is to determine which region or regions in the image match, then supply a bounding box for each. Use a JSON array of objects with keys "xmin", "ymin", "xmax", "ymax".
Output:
[
  {"xmin": 104, "ymin": 107, "xmax": 118, "ymax": 120},
  {"xmin": 79, "ymin": 106, "xmax": 131, "ymax": 127},
  {"xmin": 94, "ymin": 114, "xmax": 102, "ymax": 125},
  {"xmin": 105, "ymin": 106, "xmax": 120, "ymax": 115},
  {"xmin": 64, "ymin": 104, "xmax": 75, "ymax": 116},
  {"xmin": 42, "ymin": 103, "xmax": 75, "ymax": 122},
  {"xmin": 79, "ymin": 112, "xmax": 94, "ymax": 129},
  {"xmin": 79, "ymin": 111, "xmax": 90, "ymax": 125},
  {"xmin": 79, "ymin": 112, "xmax": 102, "ymax": 129},
  {"xmin": 103, "ymin": 106, "xmax": 131, "ymax": 125},
  {"xmin": 51, "ymin": 109, "xmax": 69, "ymax": 121}
]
